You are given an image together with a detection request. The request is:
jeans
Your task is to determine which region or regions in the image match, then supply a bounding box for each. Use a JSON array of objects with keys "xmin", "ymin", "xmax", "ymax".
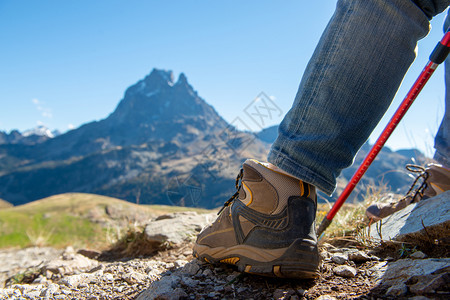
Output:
[
  {"xmin": 434, "ymin": 11, "xmax": 450, "ymax": 166},
  {"xmin": 268, "ymin": 0, "xmax": 450, "ymax": 195}
]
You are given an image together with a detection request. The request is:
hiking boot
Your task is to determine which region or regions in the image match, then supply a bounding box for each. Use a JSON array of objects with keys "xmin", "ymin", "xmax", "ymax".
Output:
[
  {"xmin": 365, "ymin": 163, "xmax": 450, "ymax": 221},
  {"xmin": 193, "ymin": 159, "xmax": 320, "ymax": 279}
]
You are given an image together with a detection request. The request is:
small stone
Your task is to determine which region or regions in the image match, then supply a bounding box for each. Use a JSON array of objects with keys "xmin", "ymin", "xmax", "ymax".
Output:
[
  {"xmin": 78, "ymin": 282, "xmax": 89, "ymax": 289},
  {"xmin": 60, "ymin": 273, "xmax": 93, "ymax": 287},
  {"xmin": 320, "ymin": 250, "xmax": 330, "ymax": 260},
  {"xmin": 135, "ymin": 275, "xmax": 181, "ymax": 300},
  {"xmin": 32, "ymin": 275, "xmax": 48, "ymax": 284},
  {"xmin": 165, "ymin": 262, "xmax": 175, "ymax": 269},
  {"xmin": 333, "ymin": 265, "xmax": 357, "ymax": 278},
  {"xmin": 348, "ymin": 251, "xmax": 371, "ymax": 263},
  {"xmin": 315, "ymin": 296, "xmax": 338, "ymax": 300},
  {"xmin": 174, "ymin": 260, "xmax": 188, "ymax": 268},
  {"xmin": 102, "ymin": 273, "xmax": 115, "ymax": 282},
  {"xmin": 202, "ymin": 268, "xmax": 213, "ymax": 277},
  {"xmin": 11, "ymin": 284, "xmax": 30, "ymax": 293},
  {"xmin": 24, "ymin": 290, "xmax": 41, "ymax": 299},
  {"xmin": 64, "ymin": 246, "xmax": 75, "ymax": 255},
  {"xmin": 181, "ymin": 276, "xmax": 199, "ymax": 288},
  {"xmin": 410, "ymin": 251, "xmax": 427, "ymax": 259},
  {"xmin": 45, "ymin": 283, "xmax": 59, "ymax": 294},
  {"xmin": 88, "ymin": 264, "xmax": 105, "ymax": 273},
  {"xmin": 45, "ymin": 270, "xmax": 54, "ymax": 278},
  {"xmin": 77, "ymin": 249, "xmax": 101, "ymax": 259},
  {"xmin": 331, "ymin": 253, "xmax": 348, "ymax": 264},
  {"xmin": 214, "ymin": 285, "xmax": 224, "ymax": 292},
  {"xmin": 60, "ymin": 288, "xmax": 72, "ymax": 295},
  {"xmin": 273, "ymin": 288, "xmax": 290, "ymax": 299},
  {"xmin": 123, "ymin": 272, "xmax": 147, "ymax": 284}
]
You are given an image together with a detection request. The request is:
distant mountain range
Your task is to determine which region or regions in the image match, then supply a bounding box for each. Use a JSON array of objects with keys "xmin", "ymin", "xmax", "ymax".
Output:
[
  {"xmin": 0, "ymin": 69, "xmax": 426, "ymax": 207},
  {"xmin": 0, "ymin": 126, "xmax": 60, "ymax": 145}
]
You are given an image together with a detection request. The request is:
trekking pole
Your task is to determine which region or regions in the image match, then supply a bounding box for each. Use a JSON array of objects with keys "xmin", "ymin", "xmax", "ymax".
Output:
[{"xmin": 317, "ymin": 29, "xmax": 450, "ymax": 238}]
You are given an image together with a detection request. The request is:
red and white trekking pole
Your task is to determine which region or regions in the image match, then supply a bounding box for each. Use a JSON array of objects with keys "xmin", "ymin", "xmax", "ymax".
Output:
[{"xmin": 317, "ymin": 29, "xmax": 450, "ymax": 237}]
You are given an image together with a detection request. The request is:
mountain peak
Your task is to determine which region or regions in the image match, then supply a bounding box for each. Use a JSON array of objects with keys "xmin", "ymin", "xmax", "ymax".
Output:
[
  {"xmin": 145, "ymin": 69, "xmax": 174, "ymax": 86},
  {"xmin": 109, "ymin": 68, "xmax": 227, "ymax": 135},
  {"xmin": 177, "ymin": 73, "xmax": 188, "ymax": 84}
]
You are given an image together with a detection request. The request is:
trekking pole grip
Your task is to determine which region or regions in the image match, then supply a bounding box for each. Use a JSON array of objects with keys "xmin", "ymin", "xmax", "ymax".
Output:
[{"xmin": 430, "ymin": 29, "xmax": 450, "ymax": 64}]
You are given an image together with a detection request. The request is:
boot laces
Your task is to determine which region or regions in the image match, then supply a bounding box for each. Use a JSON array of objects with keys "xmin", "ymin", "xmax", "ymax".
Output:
[
  {"xmin": 217, "ymin": 168, "xmax": 243, "ymax": 215},
  {"xmin": 404, "ymin": 164, "xmax": 429, "ymax": 202}
]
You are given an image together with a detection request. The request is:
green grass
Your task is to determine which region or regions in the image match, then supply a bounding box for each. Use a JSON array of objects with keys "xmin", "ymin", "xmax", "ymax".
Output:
[{"xmin": 0, "ymin": 208, "xmax": 105, "ymax": 249}]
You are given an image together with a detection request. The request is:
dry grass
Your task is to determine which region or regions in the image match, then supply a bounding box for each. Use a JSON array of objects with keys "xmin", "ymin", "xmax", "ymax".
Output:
[
  {"xmin": 0, "ymin": 198, "xmax": 13, "ymax": 210},
  {"xmin": 317, "ymin": 184, "xmax": 400, "ymax": 248}
]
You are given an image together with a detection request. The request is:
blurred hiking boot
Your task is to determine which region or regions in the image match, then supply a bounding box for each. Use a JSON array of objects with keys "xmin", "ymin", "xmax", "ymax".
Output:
[
  {"xmin": 193, "ymin": 159, "xmax": 320, "ymax": 279},
  {"xmin": 366, "ymin": 163, "xmax": 450, "ymax": 221}
]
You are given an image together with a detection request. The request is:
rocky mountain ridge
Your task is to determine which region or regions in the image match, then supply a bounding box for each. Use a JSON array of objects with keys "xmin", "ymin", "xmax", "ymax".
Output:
[
  {"xmin": 0, "ymin": 69, "xmax": 268, "ymax": 207},
  {"xmin": 0, "ymin": 126, "xmax": 59, "ymax": 146},
  {"xmin": 0, "ymin": 68, "xmax": 425, "ymax": 208}
]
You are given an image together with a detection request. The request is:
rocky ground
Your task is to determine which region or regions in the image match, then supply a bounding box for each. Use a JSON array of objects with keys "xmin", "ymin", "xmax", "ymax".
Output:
[
  {"xmin": 0, "ymin": 198, "xmax": 449, "ymax": 300},
  {"xmin": 0, "ymin": 241, "xmax": 448, "ymax": 300}
]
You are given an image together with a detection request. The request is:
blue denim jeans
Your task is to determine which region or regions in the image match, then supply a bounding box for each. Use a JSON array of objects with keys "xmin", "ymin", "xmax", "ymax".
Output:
[
  {"xmin": 434, "ymin": 11, "xmax": 450, "ymax": 166},
  {"xmin": 268, "ymin": 0, "xmax": 450, "ymax": 195}
]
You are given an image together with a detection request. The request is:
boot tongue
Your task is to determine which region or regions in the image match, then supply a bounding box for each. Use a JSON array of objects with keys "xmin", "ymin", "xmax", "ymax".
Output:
[{"xmin": 242, "ymin": 160, "xmax": 264, "ymax": 182}]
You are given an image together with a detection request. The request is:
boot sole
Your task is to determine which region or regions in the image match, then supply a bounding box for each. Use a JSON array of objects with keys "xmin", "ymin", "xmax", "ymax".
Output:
[{"xmin": 193, "ymin": 239, "xmax": 320, "ymax": 279}]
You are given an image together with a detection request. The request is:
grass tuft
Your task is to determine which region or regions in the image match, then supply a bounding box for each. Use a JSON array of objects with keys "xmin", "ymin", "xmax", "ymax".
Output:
[{"xmin": 318, "ymin": 183, "xmax": 397, "ymax": 248}]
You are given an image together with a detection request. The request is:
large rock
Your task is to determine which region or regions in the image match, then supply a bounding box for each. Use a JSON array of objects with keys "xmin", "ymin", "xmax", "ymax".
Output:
[
  {"xmin": 43, "ymin": 246, "xmax": 98, "ymax": 275},
  {"xmin": 377, "ymin": 258, "xmax": 450, "ymax": 297},
  {"xmin": 0, "ymin": 247, "xmax": 63, "ymax": 287},
  {"xmin": 144, "ymin": 212, "xmax": 216, "ymax": 245},
  {"xmin": 367, "ymin": 191, "xmax": 450, "ymax": 242}
]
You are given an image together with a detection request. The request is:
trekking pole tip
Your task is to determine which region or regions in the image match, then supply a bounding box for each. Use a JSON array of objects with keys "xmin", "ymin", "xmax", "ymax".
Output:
[{"xmin": 317, "ymin": 216, "xmax": 332, "ymax": 238}]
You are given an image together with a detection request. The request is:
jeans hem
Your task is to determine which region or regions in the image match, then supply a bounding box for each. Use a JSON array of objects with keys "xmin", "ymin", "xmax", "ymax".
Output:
[
  {"xmin": 267, "ymin": 150, "xmax": 335, "ymax": 196},
  {"xmin": 434, "ymin": 150, "xmax": 450, "ymax": 169}
]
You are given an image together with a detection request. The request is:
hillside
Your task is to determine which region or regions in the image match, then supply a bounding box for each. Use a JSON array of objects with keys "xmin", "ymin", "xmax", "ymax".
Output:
[
  {"xmin": 0, "ymin": 198, "xmax": 12, "ymax": 210},
  {"xmin": 0, "ymin": 193, "xmax": 212, "ymax": 249}
]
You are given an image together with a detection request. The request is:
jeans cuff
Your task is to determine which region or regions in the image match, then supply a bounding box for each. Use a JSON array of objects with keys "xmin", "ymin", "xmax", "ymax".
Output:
[
  {"xmin": 434, "ymin": 150, "xmax": 450, "ymax": 169},
  {"xmin": 267, "ymin": 149, "xmax": 336, "ymax": 196}
]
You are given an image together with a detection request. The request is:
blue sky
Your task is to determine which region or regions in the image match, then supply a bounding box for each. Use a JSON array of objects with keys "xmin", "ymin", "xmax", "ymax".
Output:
[{"xmin": 0, "ymin": 1, "xmax": 447, "ymax": 157}]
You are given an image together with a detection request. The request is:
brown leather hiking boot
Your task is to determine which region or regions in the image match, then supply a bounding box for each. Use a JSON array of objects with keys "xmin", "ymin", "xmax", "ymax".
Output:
[
  {"xmin": 366, "ymin": 163, "xmax": 450, "ymax": 221},
  {"xmin": 193, "ymin": 159, "xmax": 320, "ymax": 279}
]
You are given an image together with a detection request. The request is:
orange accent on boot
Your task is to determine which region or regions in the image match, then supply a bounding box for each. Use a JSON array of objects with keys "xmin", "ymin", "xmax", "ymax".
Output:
[
  {"xmin": 220, "ymin": 257, "xmax": 240, "ymax": 265},
  {"xmin": 273, "ymin": 265, "xmax": 283, "ymax": 277}
]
